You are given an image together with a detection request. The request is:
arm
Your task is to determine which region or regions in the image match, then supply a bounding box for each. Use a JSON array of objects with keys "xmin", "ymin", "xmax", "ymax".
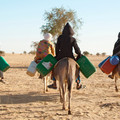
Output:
[{"xmin": 73, "ymin": 39, "xmax": 82, "ymax": 60}]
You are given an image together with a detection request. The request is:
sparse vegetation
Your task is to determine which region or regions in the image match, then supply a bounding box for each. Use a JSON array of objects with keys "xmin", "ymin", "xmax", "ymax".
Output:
[
  {"xmin": 0, "ymin": 50, "xmax": 5, "ymax": 56},
  {"xmin": 31, "ymin": 41, "xmax": 39, "ymax": 51},
  {"xmin": 101, "ymin": 52, "xmax": 106, "ymax": 56},
  {"xmin": 83, "ymin": 51, "xmax": 89, "ymax": 56},
  {"xmin": 96, "ymin": 53, "xmax": 100, "ymax": 56},
  {"xmin": 41, "ymin": 7, "xmax": 83, "ymax": 41},
  {"xmin": 29, "ymin": 50, "xmax": 36, "ymax": 55},
  {"xmin": 23, "ymin": 51, "xmax": 27, "ymax": 54}
]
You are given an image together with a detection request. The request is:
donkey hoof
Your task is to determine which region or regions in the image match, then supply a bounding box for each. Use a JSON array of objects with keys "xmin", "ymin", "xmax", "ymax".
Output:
[
  {"xmin": 115, "ymin": 87, "xmax": 118, "ymax": 92},
  {"xmin": 60, "ymin": 98, "xmax": 63, "ymax": 103},
  {"xmin": 116, "ymin": 89, "xmax": 118, "ymax": 92},
  {"xmin": 68, "ymin": 110, "xmax": 71, "ymax": 115}
]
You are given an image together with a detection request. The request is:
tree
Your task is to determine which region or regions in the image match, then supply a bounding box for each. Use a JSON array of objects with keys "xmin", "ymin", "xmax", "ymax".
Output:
[
  {"xmin": 0, "ymin": 50, "xmax": 5, "ymax": 56},
  {"xmin": 101, "ymin": 52, "xmax": 106, "ymax": 56},
  {"xmin": 83, "ymin": 51, "xmax": 89, "ymax": 56},
  {"xmin": 12, "ymin": 52, "xmax": 15, "ymax": 54},
  {"xmin": 23, "ymin": 51, "xmax": 27, "ymax": 54},
  {"xmin": 29, "ymin": 50, "xmax": 36, "ymax": 55},
  {"xmin": 41, "ymin": 7, "xmax": 83, "ymax": 42},
  {"xmin": 31, "ymin": 41, "xmax": 39, "ymax": 51},
  {"xmin": 96, "ymin": 53, "xmax": 100, "ymax": 56}
]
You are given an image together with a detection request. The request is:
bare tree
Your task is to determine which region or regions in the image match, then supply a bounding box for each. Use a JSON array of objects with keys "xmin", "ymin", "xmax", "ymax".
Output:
[{"xmin": 31, "ymin": 41, "xmax": 39, "ymax": 51}]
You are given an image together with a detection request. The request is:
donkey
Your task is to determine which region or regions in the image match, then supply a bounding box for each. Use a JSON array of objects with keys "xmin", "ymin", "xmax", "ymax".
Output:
[
  {"xmin": 52, "ymin": 57, "xmax": 79, "ymax": 115},
  {"xmin": 112, "ymin": 63, "xmax": 120, "ymax": 92},
  {"xmin": 110, "ymin": 52, "xmax": 120, "ymax": 92}
]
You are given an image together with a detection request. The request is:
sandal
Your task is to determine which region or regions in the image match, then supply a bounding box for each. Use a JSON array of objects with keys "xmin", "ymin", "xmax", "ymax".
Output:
[
  {"xmin": 48, "ymin": 83, "xmax": 57, "ymax": 89},
  {"xmin": 108, "ymin": 75, "xmax": 114, "ymax": 79},
  {"xmin": 39, "ymin": 74, "xmax": 43, "ymax": 79},
  {"xmin": 76, "ymin": 83, "xmax": 86, "ymax": 90}
]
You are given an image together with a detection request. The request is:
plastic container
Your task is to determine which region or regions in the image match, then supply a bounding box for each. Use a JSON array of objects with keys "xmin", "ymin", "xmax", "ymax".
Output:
[
  {"xmin": 98, "ymin": 56, "xmax": 111, "ymax": 68},
  {"xmin": 36, "ymin": 54, "xmax": 57, "ymax": 77},
  {"xmin": 26, "ymin": 61, "xmax": 37, "ymax": 77},
  {"xmin": 0, "ymin": 56, "xmax": 10, "ymax": 72},
  {"xmin": 100, "ymin": 57, "xmax": 116, "ymax": 74},
  {"xmin": 77, "ymin": 56, "xmax": 96, "ymax": 78},
  {"xmin": 110, "ymin": 55, "xmax": 119, "ymax": 65}
]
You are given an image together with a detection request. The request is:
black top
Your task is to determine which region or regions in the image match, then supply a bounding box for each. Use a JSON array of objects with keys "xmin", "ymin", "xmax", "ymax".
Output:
[
  {"xmin": 113, "ymin": 32, "xmax": 120, "ymax": 55},
  {"xmin": 55, "ymin": 23, "xmax": 82, "ymax": 61}
]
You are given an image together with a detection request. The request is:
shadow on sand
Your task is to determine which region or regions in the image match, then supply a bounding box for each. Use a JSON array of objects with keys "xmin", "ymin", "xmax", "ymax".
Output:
[
  {"xmin": 10, "ymin": 66, "xmax": 28, "ymax": 69},
  {"xmin": 0, "ymin": 92, "xmax": 59, "ymax": 104}
]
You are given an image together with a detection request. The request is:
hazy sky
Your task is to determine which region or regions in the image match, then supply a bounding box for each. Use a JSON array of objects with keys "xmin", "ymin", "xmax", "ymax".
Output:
[{"xmin": 0, "ymin": 0, "xmax": 120, "ymax": 55}]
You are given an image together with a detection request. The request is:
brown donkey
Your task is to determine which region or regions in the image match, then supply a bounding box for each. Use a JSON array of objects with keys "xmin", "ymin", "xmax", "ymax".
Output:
[
  {"xmin": 112, "ymin": 63, "xmax": 120, "ymax": 92},
  {"xmin": 53, "ymin": 57, "xmax": 79, "ymax": 115}
]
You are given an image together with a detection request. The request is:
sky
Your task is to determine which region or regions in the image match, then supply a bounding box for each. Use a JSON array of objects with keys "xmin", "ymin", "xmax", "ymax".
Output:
[{"xmin": 0, "ymin": 0, "xmax": 120, "ymax": 55}]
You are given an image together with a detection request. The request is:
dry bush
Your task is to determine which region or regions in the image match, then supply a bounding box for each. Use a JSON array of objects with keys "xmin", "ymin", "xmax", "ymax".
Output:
[{"xmin": 0, "ymin": 51, "xmax": 5, "ymax": 56}]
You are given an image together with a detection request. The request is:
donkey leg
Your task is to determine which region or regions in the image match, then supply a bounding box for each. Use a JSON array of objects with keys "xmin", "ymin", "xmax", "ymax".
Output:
[
  {"xmin": 115, "ymin": 77, "xmax": 118, "ymax": 92},
  {"xmin": 60, "ymin": 81, "xmax": 66, "ymax": 110},
  {"xmin": 68, "ymin": 89, "xmax": 72, "ymax": 115},
  {"xmin": 59, "ymin": 86, "xmax": 63, "ymax": 103},
  {"xmin": 64, "ymin": 83, "xmax": 67, "ymax": 105},
  {"xmin": 43, "ymin": 77, "xmax": 47, "ymax": 93},
  {"xmin": 59, "ymin": 80, "xmax": 63, "ymax": 103},
  {"xmin": 46, "ymin": 76, "xmax": 48, "ymax": 92},
  {"xmin": 68, "ymin": 79, "xmax": 72, "ymax": 115},
  {"xmin": 62, "ymin": 89, "xmax": 66, "ymax": 110}
]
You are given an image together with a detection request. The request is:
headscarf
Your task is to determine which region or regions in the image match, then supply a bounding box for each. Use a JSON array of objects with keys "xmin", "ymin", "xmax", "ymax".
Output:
[
  {"xmin": 62, "ymin": 23, "xmax": 74, "ymax": 36},
  {"xmin": 44, "ymin": 33, "xmax": 53, "ymax": 41}
]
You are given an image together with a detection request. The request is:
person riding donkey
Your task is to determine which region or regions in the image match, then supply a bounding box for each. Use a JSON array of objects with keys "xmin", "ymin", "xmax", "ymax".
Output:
[
  {"xmin": 48, "ymin": 22, "xmax": 83, "ymax": 89},
  {"xmin": 34, "ymin": 33, "xmax": 55, "ymax": 77},
  {"xmin": 108, "ymin": 32, "xmax": 120, "ymax": 79}
]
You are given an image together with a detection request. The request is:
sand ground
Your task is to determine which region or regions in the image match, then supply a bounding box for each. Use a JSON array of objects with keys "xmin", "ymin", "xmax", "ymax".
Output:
[{"xmin": 0, "ymin": 54, "xmax": 120, "ymax": 120}]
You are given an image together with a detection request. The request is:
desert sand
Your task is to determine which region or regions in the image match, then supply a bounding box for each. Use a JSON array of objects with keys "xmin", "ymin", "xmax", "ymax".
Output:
[{"xmin": 0, "ymin": 54, "xmax": 120, "ymax": 120}]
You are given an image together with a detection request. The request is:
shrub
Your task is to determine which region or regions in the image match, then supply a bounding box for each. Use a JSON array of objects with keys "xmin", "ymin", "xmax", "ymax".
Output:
[
  {"xmin": 96, "ymin": 53, "xmax": 100, "ymax": 56},
  {"xmin": 101, "ymin": 52, "xmax": 106, "ymax": 56},
  {"xmin": 83, "ymin": 51, "xmax": 89, "ymax": 56},
  {"xmin": 0, "ymin": 50, "xmax": 5, "ymax": 56},
  {"xmin": 23, "ymin": 51, "xmax": 27, "ymax": 54},
  {"xmin": 29, "ymin": 50, "xmax": 36, "ymax": 55}
]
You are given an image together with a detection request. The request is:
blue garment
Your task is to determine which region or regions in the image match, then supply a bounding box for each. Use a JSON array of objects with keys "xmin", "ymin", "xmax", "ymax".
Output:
[
  {"xmin": 52, "ymin": 77, "xmax": 56, "ymax": 81},
  {"xmin": 76, "ymin": 75, "xmax": 81, "ymax": 83}
]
